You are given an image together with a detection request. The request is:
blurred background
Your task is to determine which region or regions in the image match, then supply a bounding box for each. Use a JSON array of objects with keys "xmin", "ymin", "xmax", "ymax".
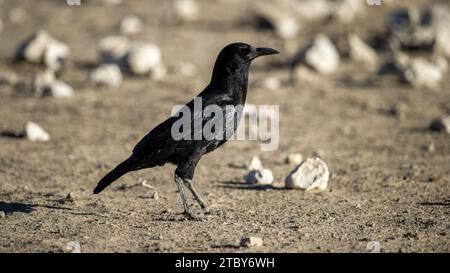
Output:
[{"xmin": 0, "ymin": 0, "xmax": 449, "ymax": 253}]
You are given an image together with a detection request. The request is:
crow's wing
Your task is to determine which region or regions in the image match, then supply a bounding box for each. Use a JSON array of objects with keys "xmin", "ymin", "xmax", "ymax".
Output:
[{"xmin": 132, "ymin": 90, "xmax": 236, "ymax": 162}]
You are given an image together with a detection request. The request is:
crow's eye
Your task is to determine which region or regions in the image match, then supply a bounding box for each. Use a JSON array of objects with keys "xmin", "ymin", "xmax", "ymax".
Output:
[{"xmin": 237, "ymin": 47, "xmax": 248, "ymax": 55}]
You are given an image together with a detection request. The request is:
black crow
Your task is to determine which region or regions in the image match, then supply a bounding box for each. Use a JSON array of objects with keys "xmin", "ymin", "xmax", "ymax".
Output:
[{"xmin": 93, "ymin": 43, "xmax": 279, "ymax": 219}]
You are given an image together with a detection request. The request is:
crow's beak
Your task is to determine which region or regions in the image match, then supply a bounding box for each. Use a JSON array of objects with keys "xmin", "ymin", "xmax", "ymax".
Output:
[
  {"xmin": 255, "ymin": 47, "xmax": 279, "ymax": 57},
  {"xmin": 247, "ymin": 47, "xmax": 279, "ymax": 61}
]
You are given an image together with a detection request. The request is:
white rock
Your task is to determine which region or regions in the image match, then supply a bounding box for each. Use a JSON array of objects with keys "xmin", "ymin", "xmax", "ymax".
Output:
[
  {"xmin": 240, "ymin": 236, "xmax": 263, "ymax": 248},
  {"xmin": 427, "ymin": 5, "xmax": 450, "ymax": 58},
  {"xmin": 16, "ymin": 31, "xmax": 69, "ymax": 69},
  {"xmin": 126, "ymin": 43, "xmax": 162, "ymax": 75},
  {"xmin": 429, "ymin": 116, "xmax": 450, "ymax": 134},
  {"xmin": 247, "ymin": 156, "xmax": 263, "ymax": 171},
  {"xmin": 366, "ymin": 241, "xmax": 381, "ymax": 253},
  {"xmin": 120, "ymin": 15, "xmax": 143, "ymax": 35},
  {"xmin": 25, "ymin": 121, "xmax": 50, "ymax": 142},
  {"xmin": 32, "ymin": 69, "xmax": 56, "ymax": 97},
  {"xmin": 44, "ymin": 39, "xmax": 70, "ymax": 71},
  {"xmin": 171, "ymin": 0, "xmax": 199, "ymax": 23},
  {"xmin": 97, "ymin": 35, "xmax": 130, "ymax": 64},
  {"xmin": 49, "ymin": 80, "xmax": 74, "ymax": 98},
  {"xmin": 285, "ymin": 157, "xmax": 329, "ymax": 191},
  {"xmin": 303, "ymin": 34, "xmax": 340, "ymax": 75},
  {"xmin": 245, "ymin": 169, "xmax": 273, "ymax": 185},
  {"xmin": 285, "ymin": 153, "xmax": 303, "ymax": 165},
  {"xmin": 17, "ymin": 31, "xmax": 53, "ymax": 63},
  {"xmin": 254, "ymin": 3, "xmax": 299, "ymax": 40},
  {"xmin": 65, "ymin": 241, "xmax": 81, "ymax": 253},
  {"xmin": 90, "ymin": 64, "xmax": 122, "ymax": 88},
  {"xmin": 402, "ymin": 58, "xmax": 443, "ymax": 89},
  {"xmin": 348, "ymin": 34, "xmax": 377, "ymax": 66}
]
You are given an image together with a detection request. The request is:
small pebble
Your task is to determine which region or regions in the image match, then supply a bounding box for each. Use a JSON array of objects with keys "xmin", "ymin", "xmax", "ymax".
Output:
[
  {"xmin": 247, "ymin": 156, "xmax": 263, "ymax": 171},
  {"xmin": 240, "ymin": 236, "xmax": 263, "ymax": 248},
  {"xmin": 24, "ymin": 121, "xmax": 50, "ymax": 142},
  {"xmin": 285, "ymin": 153, "xmax": 303, "ymax": 165},
  {"xmin": 244, "ymin": 169, "xmax": 273, "ymax": 185}
]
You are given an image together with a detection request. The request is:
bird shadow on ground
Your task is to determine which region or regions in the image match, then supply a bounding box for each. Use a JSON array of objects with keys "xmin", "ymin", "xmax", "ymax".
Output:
[
  {"xmin": 418, "ymin": 198, "xmax": 450, "ymax": 207},
  {"xmin": 0, "ymin": 131, "xmax": 24, "ymax": 139},
  {"xmin": 210, "ymin": 243, "xmax": 240, "ymax": 249},
  {"xmin": 216, "ymin": 181, "xmax": 286, "ymax": 191},
  {"xmin": 0, "ymin": 201, "xmax": 100, "ymax": 217}
]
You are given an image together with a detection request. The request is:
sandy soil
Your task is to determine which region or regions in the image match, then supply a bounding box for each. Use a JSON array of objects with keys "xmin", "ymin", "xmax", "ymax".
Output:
[{"xmin": 0, "ymin": 0, "xmax": 449, "ymax": 252}]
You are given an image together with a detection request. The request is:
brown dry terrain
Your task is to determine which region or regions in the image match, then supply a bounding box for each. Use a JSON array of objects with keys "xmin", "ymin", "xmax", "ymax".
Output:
[{"xmin": 0, "ymin": 0, "xmax": 449, "ymax": 252}]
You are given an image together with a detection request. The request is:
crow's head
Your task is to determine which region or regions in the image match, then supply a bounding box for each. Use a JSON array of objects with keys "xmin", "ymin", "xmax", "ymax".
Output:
[
  {"xmin": 218, "ymin": 42, "xmax": 278, "ymax": 65},
  {"xmin": 211, "ymin": 43, "xmax": 279, "ymax": 83}
]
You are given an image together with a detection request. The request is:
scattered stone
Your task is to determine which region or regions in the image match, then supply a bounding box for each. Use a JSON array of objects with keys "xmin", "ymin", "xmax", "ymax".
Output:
[
  {"xmin": 424, "ymin": 5, "xmax": 450, "ymax": 58},
  {"xmin": 49, "ymin": 80, "xmax": 74, "ymax": 98},
  {"xmin": 244, "ymin": 169, "xmax": 273, "ymax": 185},
  {"xmin": 16, "ymin": 31, "xmax": 69, "ymax": 70},
  {"xmin": 24, "ymin": 121, "xmax": 50, "ymax": 142},
  {"xmin": 90, "ymin": 64, "xmax": 122, "ymax": 88},
  {"xmin": 170, "ymin": 0, "xmax": 199, "ymax": 23},
  {"xmin": 366, "ymin": 241, "xmax": 381, "ymax": 253},
  {"xmin": 247, "ymin": 156, "xmax": 263, "ymax": 171},
  {"xmin": 44, "ymin": 39, "xmax": 70, "ymax": 71},
  {"xmin": 285, "ymin": 157, "xmax": 329, "ymax": 191},
  {"xmin": 403, "ymin": 58, "xmax": 443, "ymax": 89},
  {"xmin": 392, "ymin": 54, "xmax": 443, "ymax": 89},
  {"xmin": 285, "ymin": 153, "xmax": 303, "ymax": 165},
  {"xmin": 348, "ymin": 34, "xmax": 377, "ymax": 67},
  {"xmin": 97, "ymin": 35, "xmax": 130, "ymax": 64},
  {"xmin": 429, "ymin": 116, "xmax": 450, "ymax": 134},
  {"xmin": 120, "ymin": 15, "xmax": 143, "ymax": 35},
  {"xmin": 126, "ymin": 43, "xmax": 162, "ymax": 76},
  {"xmin": 32, "ymin": 69, "xmax": 55, "ymax": 97},
  {"xmin": 16, "ymin": 31, "xmax": 53, "ymax": 63},
  {"xmin": 388, "ymin": 7, "xmax": 436, "ymax": 51},
  {"xmin": 253, "ymin": 2, "xmax": 299, "ymax": 40},
  {"xmin": 240, "ymin": 236, "xmax": 263, "ymax": 248},
  {"xmin": 0, "ymin": 211, "xmax": 5, "ymax": 218},
  {"xmin": 295, "ymin": 34, "xmax": 340, "ymax": 75},
  {"xmin": 65, "ymin": 241, "xmax": 81, "ymax": 253}
]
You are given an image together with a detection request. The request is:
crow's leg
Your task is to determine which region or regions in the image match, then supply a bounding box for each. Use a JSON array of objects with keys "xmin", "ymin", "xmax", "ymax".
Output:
[
  {"xmin": 174, "ymin": 173, "xmax": 203, "ymax": 220},
  {"xmin": 183, "ymin": 178, "xmax": 210, "ymax": 213}
]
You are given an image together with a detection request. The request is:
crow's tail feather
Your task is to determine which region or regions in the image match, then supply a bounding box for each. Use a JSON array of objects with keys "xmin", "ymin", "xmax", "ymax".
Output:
[{"xmin": 93, "ymin": 157, "xmax": 136, "ymax": 194}]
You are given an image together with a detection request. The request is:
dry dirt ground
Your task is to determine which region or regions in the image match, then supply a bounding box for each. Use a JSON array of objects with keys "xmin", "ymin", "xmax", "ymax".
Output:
[{"xmin": 0, "ymin": 0, "xmax": 449, "ymax": 252}]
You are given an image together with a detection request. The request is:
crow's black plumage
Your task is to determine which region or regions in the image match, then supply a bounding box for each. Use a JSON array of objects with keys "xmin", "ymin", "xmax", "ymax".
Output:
[{"xmin": 93, "ymin": 43, "xmax": 279, "ymax": 219}]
